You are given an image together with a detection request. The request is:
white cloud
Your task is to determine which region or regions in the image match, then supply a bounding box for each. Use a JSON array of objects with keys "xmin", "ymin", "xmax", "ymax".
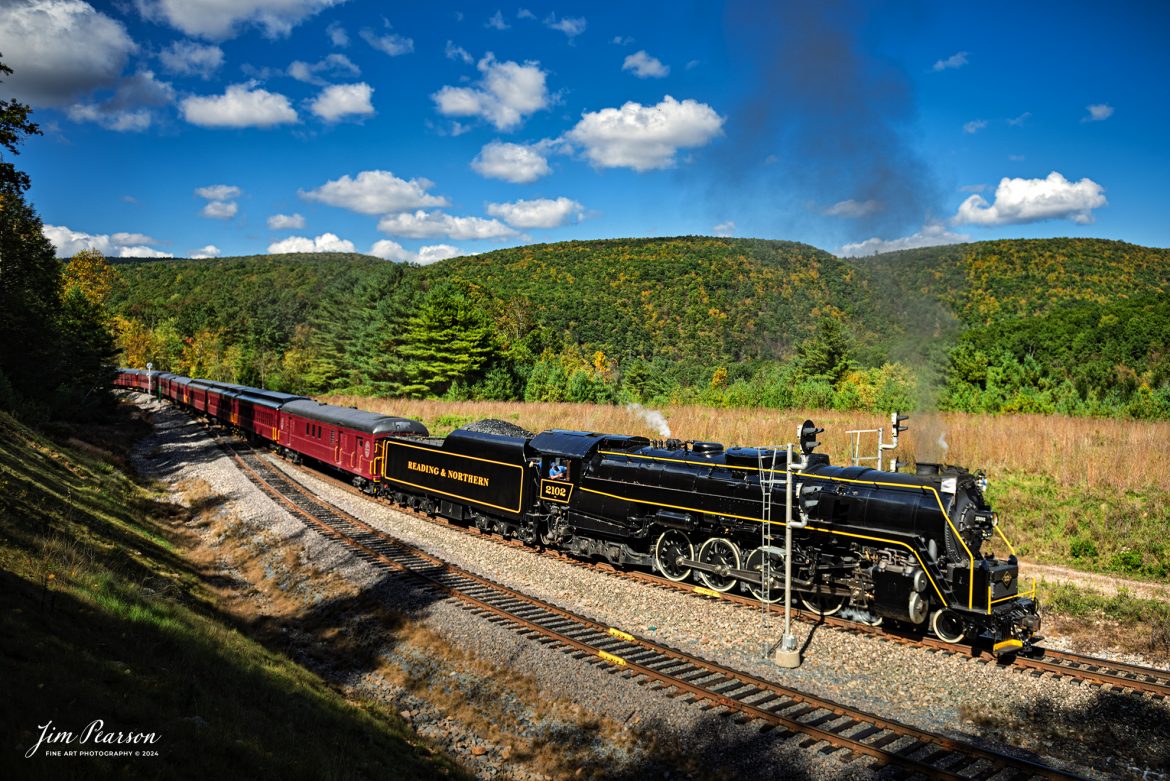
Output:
[
  {"xmin": 486, "ymin": 197, "xmax": 582, "ymax": 229},
  {"xmin": 267, "ymin": 213, "xmax": 306, "ymax": 230},
  {"xmin": 713, "ymin": 221, "xmax": 735, "ymax": 237},
  {"xmin": 471, "ymin": 140, "xmax": 551, "ymax": 183},
  {"xmin": 433, "ymin": 53, "xmax": 549, "ymax": 131},
  {"xmin": 613, "ymin": 35, "xmax": 634, "ymax": 46},
  {"xmin": 376, "ymin": 210, "xmax": 517, "ymax": 240},
  {"xmin": 111, "ymin": 232, "xmax": 156, "ymax": 245},
  {"xmin": 195, "ymin": 183, "xmax": 239, "ymax": 220},
  {"xmin": 300, "ymin": 170, "xmax": 449, "ymax": 215},
  {"xmin": 288, "ymin": 53, "xmax": 359, "ymax": 85},
  {"xmin": 838, "ymin": 223, "xmax": 970, "ymax": 257},
  {"xmin": 445, "ymin": 40, "xmax": 473, "ymax": 64},
  {"xmin": 485, "ymin": 10, "xmax": 509, "ymax": 30},
  {"xmin": 566, "ymin": 95, "xmax": 725, "ymax": 171},
  {"xmin": 191, "ymin": 244, "xmax": 221, "ymax": 258},
  {"xmin": 120, "ymin": 246, "xmax": 174, "ymax": 258},
  {"xmin": 368, "ymin": 239, "xmax": 412, "ymax": 262},
  {"xmin": 954, "ymin": 171, "xmax": 1107, "ymax": 226},
  {"xmin": 66, "ymin": 69, "xmax": 175, "ymax": 131},
  {"xmin": 311, "ymin": 82, "xmax": 374, "ymax": 122},
  {"xmin": 195, "ymin": 184, "xmax": 241, "ymax": 200},
  {"xmin": 268, "ymin": 232, "xmax": 356, "ymax": 254},
  {"xmin": 159, "ymin": 40, "xmax": 223, "ymax": 78},
  {"xmin": 959, "ymin": 183, "xmax": 987, "ymax": 193},
  {"xmin": 0, "ymin": 0, "xmax": 137, "ymax": 107},
  {"xmin": 1007, "ymin": 112, "xmax": 1031, "ymax": 127},
  {"xmin": 544, "ymin": 13, "xmax": 586, "ymax": 38},
  {"xmin": 622, "ymin": 51, "xmax": 669, "ymax": 78},
  {"xmin": 822, "ymin": 199, "xmax": 881, "ymax": 218},
  {"xmin": 133, "ymin": 0, "xmax": 340, "ymax": 40},
  {"xmin": 327, "ymin": 22, "xmax": 348, "ymax": 47},
  {"xmin": 43, "ymin": 224, "xmax": 173, "ymax": 258},
  {"xmin": 360, "ymin": 27, "xmax": 414, "ymax": 56},
  {"xmin": 1084, "ymin": 103, "xmax": 1114, "ymax": 122},
  {"xmin": 517, "ymin": 9, "xmax": 536, "ymax": 21},
  {"xmin": 201, "ymin": 200, "xmax": 238, "ymax": 219},
  {"xmin": 417, "ymin": 244, "xmax": 469, "ymax": 264},
  {"xmin": 932, "ymin": 51, "xmax": 968, "ymax": 71},
  {"xmin": 963, "ymin": 119, "xmax": 988, "ymax": 134},
  {"xmin": 67, "ymin": 104, "xmax": 153, "ymax": 132},
  {"xmin": 181, "ymin": 82, "xmax": 297, "ymax": 127}
]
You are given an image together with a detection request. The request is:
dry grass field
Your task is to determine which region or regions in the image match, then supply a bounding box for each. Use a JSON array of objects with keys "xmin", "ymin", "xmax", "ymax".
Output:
[
  {"xmin": 323, "ymin": 396, "xmax": 1170, "ymax": 493},
  {"xmin": 314, "ymin": 396, "xmax": 1170, "ymax": 651}
]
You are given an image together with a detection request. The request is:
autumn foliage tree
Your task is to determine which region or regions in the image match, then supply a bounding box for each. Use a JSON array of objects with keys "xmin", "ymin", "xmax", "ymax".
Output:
[{"xmin": 0, "ymin": 58, "xmax": 116, "ymax": 420}]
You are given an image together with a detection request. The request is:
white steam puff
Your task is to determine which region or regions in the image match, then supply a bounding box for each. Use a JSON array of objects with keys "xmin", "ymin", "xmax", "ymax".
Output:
[
  {"xmin": 938, "ymin": 432, "xmax": 949, "ymax": 456},
  {"xmin": 626, "ymin": 403, "xmax": 670, "ymax": 437}
]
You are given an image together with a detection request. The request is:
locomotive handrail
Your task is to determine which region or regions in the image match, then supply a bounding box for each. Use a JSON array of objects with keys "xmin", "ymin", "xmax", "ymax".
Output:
[{"xmin": 993, "ymin": 524, "xmax": 1017, "ymax": 557}]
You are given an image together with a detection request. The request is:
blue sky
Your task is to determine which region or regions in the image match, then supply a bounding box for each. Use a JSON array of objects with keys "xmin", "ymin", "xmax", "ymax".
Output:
[{"xmin": 2, "ymin": 0, "xmax": 1167, "ymax": 261}]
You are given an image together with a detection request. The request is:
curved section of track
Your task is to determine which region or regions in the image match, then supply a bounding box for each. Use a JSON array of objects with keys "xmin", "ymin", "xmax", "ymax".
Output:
[
  {"xmin": 259, "ymin": 439, "xmax": 1170, "ymax": 702},
  {"xmin": 222, "ymin": 438, "xmax": 1085, "ymax": 781}
]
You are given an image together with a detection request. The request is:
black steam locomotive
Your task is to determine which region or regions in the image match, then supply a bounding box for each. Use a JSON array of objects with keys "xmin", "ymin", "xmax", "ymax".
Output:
[
  {"xmin": 380, "ymin": 422, "xmax": 1041, "ymax": 654},
  {"xmin": 116, "ymin": 369, "xmax": 1040, "ymax": 653}
]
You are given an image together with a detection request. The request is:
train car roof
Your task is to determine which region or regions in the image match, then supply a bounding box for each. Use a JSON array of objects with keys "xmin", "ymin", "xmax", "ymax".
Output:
[
  {"xmin": 281, "ymin": 399, "xmax": 429, "ymax": 436},
  {"xmin": 528, "ymin": 429, "xmax": 649, "ymax": 459},
  {"xmin": 236, "ymin": 390, "xmax": 307, "ymax": 409}
]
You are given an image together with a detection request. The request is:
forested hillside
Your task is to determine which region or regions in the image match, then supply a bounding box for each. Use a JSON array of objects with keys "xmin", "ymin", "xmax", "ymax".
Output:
[{"xmin": 107, "ymin": 236, "xmax": 1170, "ymax": 418}]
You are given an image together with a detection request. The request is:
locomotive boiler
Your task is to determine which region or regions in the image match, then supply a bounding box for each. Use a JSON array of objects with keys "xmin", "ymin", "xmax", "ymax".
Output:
[
  {"xmin": 115, "ymin": 368, "xmax": 1041, "ymax": 652},
  {"xmin": 376, "ymin": 422, "xmax": 1041, "ymax": 654}
]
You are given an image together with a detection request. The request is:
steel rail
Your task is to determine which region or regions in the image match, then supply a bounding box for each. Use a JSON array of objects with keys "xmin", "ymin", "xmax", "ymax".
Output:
[
  {"xmin": 218, "ymin": 437, "xmax": 1084, "ymax": 781},
  {"xmin": 265, "ymin": 441, "xmax": 1170, "ymax": 702}
]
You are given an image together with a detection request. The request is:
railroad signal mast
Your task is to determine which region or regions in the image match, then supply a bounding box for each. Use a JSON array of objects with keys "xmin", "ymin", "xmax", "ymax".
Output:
[
  {"xmin": 761, "ymin": 420, "xmax": 819, "ymax": 669},
  {"xmin": 847, "ymin": 411, "xmax": 909, "ymax": 472}
]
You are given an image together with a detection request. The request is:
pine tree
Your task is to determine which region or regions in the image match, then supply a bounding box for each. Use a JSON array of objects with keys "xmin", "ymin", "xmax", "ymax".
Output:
[{"xmin": 397, "ymin": 285, "xmax": 499, "ymax": 396}]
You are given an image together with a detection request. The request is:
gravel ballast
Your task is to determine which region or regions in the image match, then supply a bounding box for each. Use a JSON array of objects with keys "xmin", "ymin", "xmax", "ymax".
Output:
[{"xmin": 135, "ymin": 398, "xmax": 1169, "ymax": 780}]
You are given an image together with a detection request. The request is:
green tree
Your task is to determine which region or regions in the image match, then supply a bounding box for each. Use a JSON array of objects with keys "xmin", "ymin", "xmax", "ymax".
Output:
[
  {"xmin": 0, "ymin": 57, "xmax": 66, "ymax": 418},
  {"xmin": 794, "ymin": 316, "xmax": 853, "ymax": 384},
  {"xmin": 398, "ymin": 285, "xmax": 499, "ymax": 396},
  {"xmin": 63, "ymin": 248, "xmax": 117, "ymax": 305}
]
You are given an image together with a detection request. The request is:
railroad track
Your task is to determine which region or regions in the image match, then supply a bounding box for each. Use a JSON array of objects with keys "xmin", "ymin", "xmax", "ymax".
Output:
[
  {"xmin": 219, "ymin": 437, "xmax": 1085, "ymax": 781},
  {"xmin": 255, "ymin": 438, "xmax": 1170, "ymax": 702}
]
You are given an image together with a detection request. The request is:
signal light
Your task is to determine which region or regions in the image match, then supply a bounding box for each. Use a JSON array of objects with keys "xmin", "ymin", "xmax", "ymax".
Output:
[
  {"xmin": 799, "ymin": 419, "xmax": 824, "ymax": 455},
  {"xmin": 891, "ymin": 412, "xmax": 909, "ymax": 436}
]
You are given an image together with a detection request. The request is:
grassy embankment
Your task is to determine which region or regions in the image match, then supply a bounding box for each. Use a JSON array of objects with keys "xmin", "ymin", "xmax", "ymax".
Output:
[
  {"xmin": 0, "ymin": 407, "xmax": 466, "ymax": 780},
  {"xmin": 326, "ymin": 395, "xmax": 1170, "ymax": 652}
]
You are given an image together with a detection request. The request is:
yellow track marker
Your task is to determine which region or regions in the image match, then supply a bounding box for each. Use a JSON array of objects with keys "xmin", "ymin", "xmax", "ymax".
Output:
[
  {"xmin": 693, "ymin": 586, "xmax": 722, "ymax": 598},
  {"xmin": 607, "ymin": 627, "xmax": 635, "ymax": 642},
  {"xmin": 598, "ymin": 650, "xmax": 627, "ymax": 666}
]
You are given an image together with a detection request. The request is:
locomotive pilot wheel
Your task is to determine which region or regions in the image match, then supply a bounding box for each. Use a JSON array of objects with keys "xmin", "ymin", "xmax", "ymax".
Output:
[
  {"xmin": 696, "ymin": 537, "xmax": 741, "ymax": 592},
  {"xmin": 930, "ymin": 608, "xmax": 966, "ymax": 643},
  {"xmin": 654, "ymin": 530, "xmax": 694, "ymax": 582}
]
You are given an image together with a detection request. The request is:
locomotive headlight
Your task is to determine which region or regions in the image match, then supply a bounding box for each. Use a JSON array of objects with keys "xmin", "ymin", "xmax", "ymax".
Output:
[{"xmin": 991, "ymin": 513, "xmax": 998, "ymax": 527}]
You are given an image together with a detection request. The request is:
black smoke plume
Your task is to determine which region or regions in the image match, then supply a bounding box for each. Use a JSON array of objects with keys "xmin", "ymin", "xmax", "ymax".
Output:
[{"xmin": 717, "ymin": 0, "xmax": 940, "ymax": 242}]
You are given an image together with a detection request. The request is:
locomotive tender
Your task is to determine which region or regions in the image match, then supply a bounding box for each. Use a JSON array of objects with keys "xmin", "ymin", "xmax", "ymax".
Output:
[{"xmin": 115, "ymin": 368, "xmax": 1041, "ymax": 653}]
